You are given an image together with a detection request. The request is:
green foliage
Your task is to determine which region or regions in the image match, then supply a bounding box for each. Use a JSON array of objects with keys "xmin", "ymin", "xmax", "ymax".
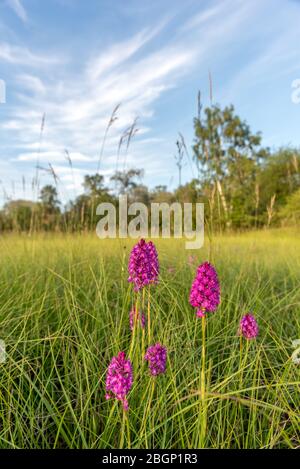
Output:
[
  {"xmin": 83, "ymin": 174, "xmax": 108, "ymax": 197},
  {"xmin": 0, "ymin": 233, "xmax": 299, "ymax": 448},
  {"xmin": 258, "ymin": 149, "xmax": 300, "ymax": 209},
  {"xmin": 193, "ymin": 103, "xmax": 300, "ymax": 229},
  {"xmin": 1, "ymin": 102, "xmax": 300, "ymax": 233},
  {"xmin": 193, "ymin": 104, "xmax": 265, "ymax": 181},
  {"xmin": 110, "ymin": 168, "xmax": 144, "ymax": 195},
  {"xmin": 279, "ymin": 188, "xmax": 300, "ymax": 225},
  {"xmin": 39, "ymin": 185, "xmax": 60, "ymax": 212}
]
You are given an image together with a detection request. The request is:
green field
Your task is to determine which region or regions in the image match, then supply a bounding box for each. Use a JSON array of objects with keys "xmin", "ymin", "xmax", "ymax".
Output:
[{"xmin": 0, "ymin": 231, "xmax": 299, "ymax": 448}]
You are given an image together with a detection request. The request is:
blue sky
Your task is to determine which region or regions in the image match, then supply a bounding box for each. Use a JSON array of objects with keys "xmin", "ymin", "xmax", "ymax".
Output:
[{"xmin": 0, "ymin": 0, "xmax": 300, "ymax": 203}]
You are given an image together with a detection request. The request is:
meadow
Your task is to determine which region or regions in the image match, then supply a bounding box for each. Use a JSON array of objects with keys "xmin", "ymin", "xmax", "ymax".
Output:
[{"xmin": 0, "ymin": 230, "xmax": 299, "ymax": 449}]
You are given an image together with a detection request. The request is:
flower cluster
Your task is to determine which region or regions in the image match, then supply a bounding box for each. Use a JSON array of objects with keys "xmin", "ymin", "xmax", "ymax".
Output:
[
  {"xmin": 129, "ymin": 308, "xmax": 146, "ymax": 331},
  {"xmin": 105, "ymin": 352, "xmax": 133, "ymax": 411},
  {"xmin": 240, "ymin": 314, "xmax": 259, "ymax": 339},
  {"xmin": 189, "ymin": 261, "xmax": 220, "ymax": 317},
  {"xmin": 144, "ymin": 343, "xmax": 167, "ymax": 376},
  {"xmin": 128, "ymin": 239, "xmax": 159, "ymax": 291},
  {"xmin": 105, "ymin": 245, "xmax": 260, "ymax": 415}
]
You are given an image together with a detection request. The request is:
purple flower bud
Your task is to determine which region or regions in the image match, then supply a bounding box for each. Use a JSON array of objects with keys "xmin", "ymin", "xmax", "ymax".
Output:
[
  {"xmin": 145, "ymin": 343, "xmax": 167, "ymax": 376},
  {"xmin": 189, "ymin": 262, "xmax": 220, "ymax": 317},
  {"xmin": 129, "ymin": 308, "xmax": 146, "ymax": 331},
  {"xmin": 128, "ymin": 239, "xmax": 159, "ymax": 291},
  {"xmin": 105, "ymin": 352, "xmax": 133, "ymax": 411},
  {"xmin": 240, "ymin": 314, "xmax": 259, "ymax": 339}
]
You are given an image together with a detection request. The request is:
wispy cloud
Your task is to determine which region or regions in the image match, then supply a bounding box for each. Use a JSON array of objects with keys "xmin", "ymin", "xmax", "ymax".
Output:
[
  {"xmin": 3, "ymin": 24, "xmax": 196, "ymax": 178},
  {"xmin": 86, "ymin": 22, "xmax": 167, "ymax": 82},
  {"xmin": 0, "ymin": 42, "xmax": 63, "ymax": 66},
  {"xmin": 220, "ymin": 1, "xmax": 300, "ymax": 104},
  {"xmin": 17, "ymin": 151, "xmax": 95, "ymax": 163},
  {"xmin": 6, "ymin": 0, "xmax": 27, "ymax": 23},
  {"xmin": 1, "ymin": 0, "xmax": 299, "ymax": 202},
  {"xmin": 0, "ymin": 0, "xmax": 262, "ymax": 201}
]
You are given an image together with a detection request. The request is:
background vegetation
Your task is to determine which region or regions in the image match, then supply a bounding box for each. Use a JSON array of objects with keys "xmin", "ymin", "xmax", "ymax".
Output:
[
  {"xmin": 0, "ymin": 232, "xmax": 299, "ymax": 448},
  {"xmin": 0, "ymin": 96, "xmax": 299, "ymax": 449},
  {"xmin": 1, "ymin": 101, "xmax": 300, "ymax": 233}
]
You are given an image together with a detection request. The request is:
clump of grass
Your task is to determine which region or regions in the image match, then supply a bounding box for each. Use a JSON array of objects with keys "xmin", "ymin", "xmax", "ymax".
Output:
[{"xmin": 0, "ymin": 231, "xmax": 299, "ymax": 448}]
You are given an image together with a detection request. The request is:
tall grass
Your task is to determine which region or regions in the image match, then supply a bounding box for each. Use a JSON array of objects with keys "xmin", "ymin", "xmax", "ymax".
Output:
[{"xmin": 0, "ymin": 230, "xmax": 299, "ymax": 448}]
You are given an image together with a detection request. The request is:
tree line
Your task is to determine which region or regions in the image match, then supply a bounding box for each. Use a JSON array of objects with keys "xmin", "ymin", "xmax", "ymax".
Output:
[{"xmin": 1, "ymin": 102, "xmax": 300, "ymax": 233}]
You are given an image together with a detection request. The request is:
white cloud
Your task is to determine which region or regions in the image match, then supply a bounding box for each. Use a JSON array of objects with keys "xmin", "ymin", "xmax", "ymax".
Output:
[
  {"xmin": 220, "ymin": 2, "xmax": 300, "ymax": 104},
  {"xmin": 2, "ymin": 28, "xmax": 196, "ymax": 181},
  {"xmin": 180, "ymin": 4, "xmax": 227, "ymax": 32},
  {"xmin": 2, "ymin": 0, "xmax": 298, "ymax": 202},
  {"xmin": 1, "ymin": 0, "xmax": 250, "ymax": 203},
  {"xmin": 0, "ymin": 42, "xmax": 63, "ymax": 66},
  {"xmin": 6, "ymin": 0, "xmax": 27, "ymax": 23},
  {"xmin": 86, "ymin": 25, "xmax": 165, "ymax": 82},
  {"xmin": 16, "ymin": 74, "xmax": 46, "ymax": 95},
  {"xmin": 16, "ymin": 151, "xmax": 95, "ymax": 163}
]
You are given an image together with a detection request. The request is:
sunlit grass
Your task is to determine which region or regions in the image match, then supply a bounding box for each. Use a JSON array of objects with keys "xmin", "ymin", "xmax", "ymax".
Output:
[{"xmin": 0, "ymin": 230, "xmax": 299, "ymax": 448}]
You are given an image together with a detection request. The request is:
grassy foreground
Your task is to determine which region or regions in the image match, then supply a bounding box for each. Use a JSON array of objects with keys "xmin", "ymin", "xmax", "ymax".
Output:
[{"xmin": 0, "ymin": 230, "xmax": 299, "ymax": 449}]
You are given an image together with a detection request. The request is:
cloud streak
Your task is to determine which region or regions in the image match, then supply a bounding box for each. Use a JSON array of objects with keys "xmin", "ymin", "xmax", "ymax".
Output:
[
  {"xmin": 1, "ymin": 0, "xmax": 299, "ymax": 203},
  {"xmin": 6, "ymin": 0, "xmax": 27, "ymax": 22},
  {"xmin": 2, "ymin": 22, "xmax": 197, "ymax": 179},
  {"xmin": 0, "ymin": 42, "xmax": 63, "ymax": 66}
]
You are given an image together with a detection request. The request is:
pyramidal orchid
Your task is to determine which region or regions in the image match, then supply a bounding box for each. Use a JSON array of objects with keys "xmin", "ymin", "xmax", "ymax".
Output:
[
  {"xmin": 240, "ymin": 313, "xmax": 259, "ymax": 339},
  {"xmin": 105, "ymin": 352, "xmax": 133, "ymax": 411},
  {"xmin": 128, "ymin": 239, "xmax": 159, "ymax": 291},
  {"xmin": 189, "ymin": 261, "xmax": 220, "ymax": 317},
  {"xmin": 189, "ymin": 261, "xmax": 220, "ymax": 447},
  {"xmin": 145, "ymin": 343, "xmax": 167, "ymax": 376}
]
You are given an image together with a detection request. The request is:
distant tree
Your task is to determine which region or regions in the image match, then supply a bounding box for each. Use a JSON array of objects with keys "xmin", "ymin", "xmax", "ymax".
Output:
[
  {"xmin": 257, "ymin": 148, "xmax": 300, "ymax": 210},
  {"xmin": 39, "ymin": 185, "xmax": 60, "ymax": 213},
  {"xmin": 110, "ymin": 168, "xmax": 143, "ymax": 195},
  {"xmin": 130, "ymin": 184, "xmax": 150, "ymax": 204},
  {"xmin": 279, "ymin": 188, "xmax": 300, "ymax": 226},
  {"xmin": 174, "ymin": 179, "xmax": 202, "ymax": 203},
  {"xmin": 83, "ymin": 173, "xmax": 108, "ymax": 197},
  {"xmin": 153, "ymin": 185, "xmax": 167, "ymax": 194},
  {"xmin": 38, "ymin": 185, "xmax": 61, "ymax": 230},
  {"xmin": 150, "ymin": 186, "xmax": 175, "ymax": 204},
  {"xmin": 67, "ymin": 173, "xmax": 113, "ymax": 231},
  {"xmin": 3, "ymin": 200, "xmax": 37, "ymax": 232},
  {"xmin": 193, "ymin": 103, "xmax": 268, "ymax": 228},
  {"xmin": 66, "ymin": 194, "xmax": 89, "ymax": 230}
]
